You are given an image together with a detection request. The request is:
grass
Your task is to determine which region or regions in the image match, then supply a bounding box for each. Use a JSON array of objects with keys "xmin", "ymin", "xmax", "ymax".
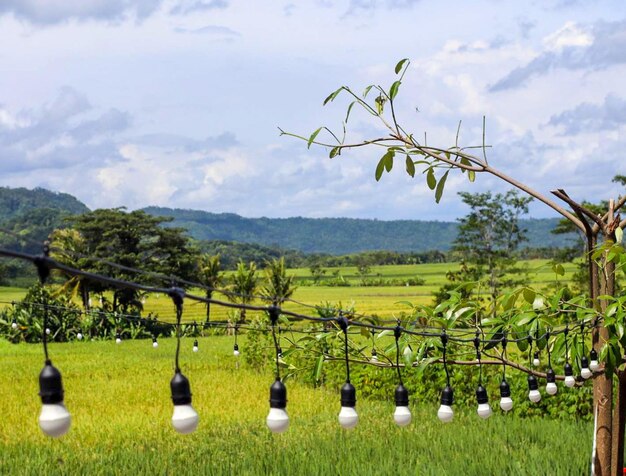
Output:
[{"xmin": 0, "ymin": 337, "xmax": 593, "ymax": 475}]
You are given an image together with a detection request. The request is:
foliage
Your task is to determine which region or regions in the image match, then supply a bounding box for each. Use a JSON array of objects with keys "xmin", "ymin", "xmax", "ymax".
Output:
[
  {"xmin": 261, "ymin": 257, "xmax": 297, "ymax": 305},
  {"xmin": 196, "ymin": 253, "xmax": 224, "ymax": 323},
  {"xmin": 227, "ymin": 261, "xmax": 258, "ymax": 322}
]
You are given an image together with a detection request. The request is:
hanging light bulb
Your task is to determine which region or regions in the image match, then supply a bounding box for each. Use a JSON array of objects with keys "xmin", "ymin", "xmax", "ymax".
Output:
[
  {"xmin": 277, "ymin": 346, "xmax": 283, "ymax": 359},
  {"xmin": 266, "ymin": 378, "xmax": 289, "ymax": 433},
  {"xmin": 437, "ymin": 385, "xmax": 454, "ymax": 423},
  {"xmin": 45, "ymin": 328, "xmax": 51, "ymax": 336},
  {"xmin": 170, "ymin": 371, "xmax": 199, "ymax": 434},
  {"xmin": 545, "ymin": 368, "xmax": 558, "ymax": 395},
  {"xmin": 589, "ymin": 349, "xmax": 600, "ymax": 372},
  {"xmin": 115, "ymin": 333, "xmax": 122, "ymax": 344},
  {"xmin": 580, "ymin": 356, "xmax": 592, "ymax": 379},
  {"xmin": 499, "ymin": 379, "xmax": 513, "ymax": 412},
  {"xmin": 233, "ymin": 343, "xmax": 240, "ymax": 357},
  {"xmin": 38, "ymin": 361, "xmax": 71, "ymax": 438},
  {"xmin": 393, "ymin": 384, "xmax": 411, "ymax": 427},
  {"xmin": 192, "ymin": 339, "xmax": 199, "ymax": 353},
  {"xmin": 527, "ymin": 375, "xmax": 541, "ymax": 402},
  {"xmin": 475, "ymin": 385, "xmax": 492, "ymax": 419},
  {"xmin": 338, "ymin": 382, "xmax": 358, "ymax": 430},
  {"xmin": 370, "ymin": 348, "xmax": 378, "ymax": 363},
  {"xmin": 11, "ymin": 320, "xmax": 18, "ymax": 330},
  {"xmin": 152, "ymin": 337, "xmax": 159, "ymax": 348},
  {"xmin": 564, "ymin": 363, "xmax": 576, "ymax": 388},
  {"xmin": 532, "ymin": 352, "xmax": 540, "ymax": 367}
]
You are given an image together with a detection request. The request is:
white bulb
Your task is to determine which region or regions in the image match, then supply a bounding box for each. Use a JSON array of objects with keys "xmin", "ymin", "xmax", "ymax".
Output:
[
  {"xmin": 233, "ymin": 350, "xmax": 240, "ymax": 357},
  {"xmin": 39, "ymin": 403, "xmax": 71, "ymax": 438},
  {"xmin": 500, "ymin": 397, "xmax": 513, "ymax": 412},
  {"xmin": 11, "ymin": 322, "xmax": 18, "ymax": 330},
  {"xmin": 590, "ymin": 360, "xmax": 600, "ymax": 372},
  {"xmin": 171, "ymin": 404, "xmax": 199, "ymax": 434},
  {"xmin": 581, "ymin": 368, "xmax": 592, "ymax": 379},
  {"xmin": 338, "ymin": 406, "xmax": 359, "ymax": 429},
  {"xmin": 115, "ymin": 338, "xmax": 122, "ymax": 344},
  {"xmin": 393, "ymin": 406, "xmax": 412, "ymax": 427},
  {"xmin": 266, "ymin": 408, "xmax": 289, "ymax": 433},
  {"xmin": 437, "ymin": 405, "xmax": 454, "ymax": 423},
  {"xmin": 153, "ymin": 341, "xmax": 159, "ymax": 348},
  {"xmin": 533, "ymin": 358, "xmax": 540, "ymax": 367},
  {"xmin": 546, "ymin": 382, "xmax": 558, "ymax": 395},
  {"xmin": 528, "ymin": 390, "xmax": 541, "ymax": 403},
  {"xmin": 45, "ymin": 328, "xmax": 51, "ymax": 335},
  {"xmin": 564, "ymin": 376, "xmax": 576, "ymax": 388},
  {"xmin": 192, "ymin": 346, "xmax": 199, "ymax": 353},
  {"xmin": 77, "ymin": 333, "xmax": 83, "ymax": 341},
  {"xmin": 477, "ymin": 403, "xmax": 492, "ymax": 419}
]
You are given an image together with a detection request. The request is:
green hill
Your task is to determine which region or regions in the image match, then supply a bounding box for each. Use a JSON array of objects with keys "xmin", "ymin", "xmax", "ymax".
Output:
[{"xmin": 143, "ymin": 206, "xmax": 577, "ymax": 254}]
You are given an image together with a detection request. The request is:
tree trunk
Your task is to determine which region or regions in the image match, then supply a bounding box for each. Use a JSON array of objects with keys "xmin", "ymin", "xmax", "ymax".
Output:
[
  {"xmin": 612, "ymin": 369, "xmax": 626, "ymax": 475},
  {"xmin": 205, "ymin": 290, "xmax": 212, "ymax": 325}
]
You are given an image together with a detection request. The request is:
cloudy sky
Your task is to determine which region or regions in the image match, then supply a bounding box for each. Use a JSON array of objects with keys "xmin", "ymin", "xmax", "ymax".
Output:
[{"xmin": 0, "ymin": 0, "xmax": 624, "ymax": 220}]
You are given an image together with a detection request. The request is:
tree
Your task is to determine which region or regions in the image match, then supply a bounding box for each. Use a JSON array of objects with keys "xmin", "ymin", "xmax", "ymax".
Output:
[
  {"xmin": 49, "ymin": 228, "xmax": 92, "ymax": 310},
  {"xmin": 228, "ymin": 261, "xmax": 258, "ymax": 323},
  {"xmin": 196, "ymin": 254, "xmax": 224, "ymax": 325},
  {"xmin": 261, "ymin": 257, "xmax": 297, "ymax": 306},
  {"xmin": 451, "ymin": 190, "xmax": 532, "ymax": 311},
  {"xmin": 284, "ymin": 58, "xmax": 626, "ymax": 475}
]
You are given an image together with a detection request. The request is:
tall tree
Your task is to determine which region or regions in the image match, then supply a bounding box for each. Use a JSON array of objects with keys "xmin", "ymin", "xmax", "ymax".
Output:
[
  {"xmin": 49, "ymin": 228, "xmax": 92, "ymax": 310},
  {"xmin": 228, "ymin": 261, "xmax": 258, "ymax": 323},
  {"xmin": 261, "ymin": 257, "xmax": 297, "ymax": 306},
  {"xmin": 197, "ymin": 254, "xmax": 224, "ymax": 324}
]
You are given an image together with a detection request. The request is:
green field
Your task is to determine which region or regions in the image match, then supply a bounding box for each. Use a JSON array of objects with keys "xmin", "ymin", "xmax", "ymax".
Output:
[
  {"xmin": 0, "ymin": 336, "xmax": 593, "ymax": 475},
  {"xmin": 0, "ymin": 259, "xmax": 579, "ymax": 324}
]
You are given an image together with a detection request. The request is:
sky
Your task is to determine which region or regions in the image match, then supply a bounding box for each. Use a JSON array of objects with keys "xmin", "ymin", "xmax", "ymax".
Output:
[{"xmin": 0, "ymin": 0, "xmax": 624, "ymax": 221}]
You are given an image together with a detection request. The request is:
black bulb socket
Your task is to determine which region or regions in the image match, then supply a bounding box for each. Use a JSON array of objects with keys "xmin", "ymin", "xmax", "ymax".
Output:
[
  {"xmin": 546, "ymin": 368, "xmax": 556, "ymax": 383},
  {"xmin": 440, "ymin": 385, "xmax": 454, "ymax": 406},
  {"xmin": 581, "ymin": 356, "xmax": 590, "ymax": 369},
  {"xmin": 371, "ymin": 348, "xmax": 377, "ymax": 357},
  {"xmin": 269, "ymin": 378, "xmax": 287, "ymax": 409},
  {"xmin": 395, "ymin": 384, "xmax": 409, "ymax": 407},
  {"xmin": 476, "ymin": 385, "xmax": 488, "ymax": 405},
  {"xmin": 527, "ymin": 375, "xmax": 539, "ymax": 391},
  {"xmin": 533, "ymin": 351, "xmax": 539, "ymax": 360},
  {"xmin": 564, "ymin": 362, "xmax": 573, "ymax": 377},
  {"xmin": 590, "ymin": 349, "xmax": 598, "ymax": 361},
  {"xmin": 500, "ymin": 379, "xmax": 511, "ymax": 398},
  {"xmin": 341, "ymin": 382, "xmax": 356, "ymax": 408},
  {"xmin": 39, "ymin": 361, "xmax": 64, "ymax": 404},
  {"xmin": 234, "ymin": 343, "xmax": 239, "ymax": 352},
  {"xmin": 193, "ymin": 339, "xmax": 198, "ymax": 347},
  {"xmin": 170, "ymin": 371, "xmax": 192, "ymax": 405}
]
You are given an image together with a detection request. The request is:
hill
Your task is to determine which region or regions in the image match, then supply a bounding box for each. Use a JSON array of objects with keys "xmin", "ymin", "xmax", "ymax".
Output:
[{"xmin": 143, "ymin": 207, "xmax": 577, "ymax": 255}]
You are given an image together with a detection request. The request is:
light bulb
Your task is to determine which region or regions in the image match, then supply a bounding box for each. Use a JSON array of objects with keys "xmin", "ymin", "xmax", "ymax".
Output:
[
  {"xmin": 338, "ymin": 382, "xmax": 358, "ymax": 429},
  {"xmin": 45, "ymin": 328, "xmax": 51, "ymax": 335},
  {"xmin": 370, "ymin": 349, "xmax": 378, "ymax": 363},
  {"xmin": 76, "ymin": 333, "xmax": 83, "ymax": 341},
  {"xmin": 527, "ymin": 375, "xmax": 541, "ymax": 403},
  {"xmin": 499, "ymin": 379, "xmax": 513, "ymax": 412},
  {"xmin": 11, "ymin": 321, "xmax": 18, "ymax": 330},
  {"xmin": 170, "ymin": 371, "xmax": 199, "ymax": 434},
  {"xmin": 533, "ymin": 352, "xmax": 540, "ymax": 367},
  {"xmin": 115, "ymin": 337, "xmax": 121, "ymax": 344},
  {"xmin": 233, "ymin": 343, "xmax": 240, "ymax": 357},
  {"xmin": 580, "ymin": 356, "xmax": 592, "ymax": 379},
  {"xmin": 476, "ymin": 385, "xmax": 492, "ymax": 419},
  {"xmin": 545, "ymin": 368, "xmax": 558, "ymax": 395},
  {"xmin": 267, "ymin": 378, "xmax": 289, "ymax": 433},
  {"xmin": 589, "ymin": 349, "xmax": 600, "ymax": 372},
  {"xmin": 153, "ymin": 338, "xmax": 158, "ymax": 348},
  {"xmin": 393, "ymin": 384, "xmax": 411, "ymax": 427},
  {"xmin": 564, "ymin": 363, "xmax": 575, "ymax": 388},
  {"xmin": 437, "ymin": 385, "xmax": 454, "ymax": 423},
  {"xmin": 192, "ymin": 339, "xmax": 199, "ymax": 353},
  {"xmin": 38, "ymin": 361, "xmax": 71, "ymax": 438}
]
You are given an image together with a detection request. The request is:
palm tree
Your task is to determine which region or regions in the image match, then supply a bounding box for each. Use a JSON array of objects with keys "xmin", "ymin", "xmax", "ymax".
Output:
[
  {"xmin": 228, "ymin": 261, "xmax": 258, "ymax": 323},
  {"xmin": 49, "ymin": 228, "xmax": 91, "ymax": 310},
  {"xmin": 197, "ymin": 254, "xmax": 224, "ymax": 325},
  {"xmin": 261, "ymin": 257, "xmax": 297, "ymax": 306}
]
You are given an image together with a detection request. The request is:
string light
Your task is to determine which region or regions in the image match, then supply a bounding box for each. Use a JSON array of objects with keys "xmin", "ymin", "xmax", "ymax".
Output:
[
  {"xmin": 437, "ymin": 332, "xmax": 454, "ymax": 423},
  {"xmin": 545, "ymin": 335, "xmax": 557, "ymax": 396},
  {"xmin": 266, "ymin": 306, "xmax": 289, "ymax": 433},
  {"xmin": 338, "ymin": 314, "xmax": 358, "ymax": 430},
  {"xmin": 115, "ymin": 332, "xmax": 122, "ymax": 344},
  {"xmin": 169, "ymin": 288, "xmax": 199, "ymax": 434},
  {"xmin": 527, "ymin": 375, "xmax": 541, "ymax": 403},
  {"xmin": 533, "ymin": 352, "xmax": 540, "ymax": 367},
  {"xmin": 393, "ymin": 325, "xmax": 411, "ymax": 427},
  {"xmin": 499, "ymin": 335, "xmax": 513, "ymax": 412},
  {"xmin": 77, "ymin": 332, "xmax": 83, "ymax": 341},
  {"xmin": 192, "ymin": 339, "xmax": 199, "ymax": 353},
  {"xmin": 563, "ymin": 327, "xmax": 576, "ymax": 388},
  {"xmin": 589, "ymin": 348, "xmax": 600, "ymax": 372},
  {"xmin": 233, "ymin": 325, "xmax": 240, "ymax": 357},
  {"xmin": 153, "ymin": 337, "xmax": 159, "ymax": 348},
  {"xmin": 579, "ymin": 324, "xmax": 592, "ymax": 379},
  {"xmin": 474, "ymin": 332, "xmax": 492, "ymax": 419},
  {"xmin": 370, "ymin": 348, "xmax": 378, "ymax": 363}
]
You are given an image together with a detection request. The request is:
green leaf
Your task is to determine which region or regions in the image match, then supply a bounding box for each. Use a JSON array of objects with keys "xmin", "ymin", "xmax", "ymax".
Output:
[
  {"xmin": 312, "ymin": 355, "xmax": 324, "ymax": 383},
  {"xmin": 363, "ymin": 84, "xmax": 375, "ymax": 98},
  {"xmin": 383, "ymin": 150, "xmax": 395, "ymax": 172},
  {"xmin": 323, "ymin": 87, "xmax": 343, "ymax": 105},
  {"xmin": 405, "ymin": 155, "xmax": 415, "ymax": 177},
  {"xmin": 375, "ymin": 157, "xmax": 386, "ymax": 182},
  {"xmin": 389, "ymin": 80, "xmax": 401, "ymax": 100},
  {"xmin": 426, "ymin": 169, "xmax": 436, "ymax": 190},
  {"xmin": 375, "ymin": 95, "xmax": 386, "ymax": 115},
  {"xmin": 395, "ymin": 58, "xmax": 409, "ymax": 74},
  {"xmin": 616, "ymin": 227, "xmax": 624, "ymax": 244},
  {"xmin": 307, "ymin": 127, "xmax": 322, "ymax": 149},
  {"xmin": 552, "ymin": 263, "xmax": 565, "ymax": 276},
  {"xmin": 345, "ymin": 101, "xmax": 356, "ymax": 123},
  {"xmin": 516, "ymin": 338, "xmax": 529, "ymax": 352},
  {"xmin": 523, "ymin": 288, "xmax": 536, "ymax": 304},
  {"xmin": 532, "ymin": 296, "xmax": 545, "ymax": 310},
  {"xmin": 435, "ymin": 170, "xmax": 449, "ymax": 203},
  {"xmin": 329, "ymin": 146, "xmax": 341, "ymax": 158},
  {"xmin": 467, "ymin": 170, "xmax": 476, "ymax": 182}
]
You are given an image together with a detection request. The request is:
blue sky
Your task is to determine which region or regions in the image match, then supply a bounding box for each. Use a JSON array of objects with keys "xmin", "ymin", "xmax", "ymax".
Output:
[{"xmin": 0, "ymin": 0, "xmax": 624, "ymax": 220}]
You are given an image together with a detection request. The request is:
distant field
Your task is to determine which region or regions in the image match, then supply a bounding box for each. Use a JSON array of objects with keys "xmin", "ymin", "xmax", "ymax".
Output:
[{"xmin": 0, "ymin": 260, "xmax": 578, "ymax": 322}]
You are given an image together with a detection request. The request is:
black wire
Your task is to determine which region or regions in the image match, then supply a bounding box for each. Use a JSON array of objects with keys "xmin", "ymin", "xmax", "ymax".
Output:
[
  {"xmin": 442, "ymin": 333, "xmax": 450, "ymax": 386},
  {"xmin": 394, "ymin": 327, "xmax": 403, "ymax": 386},
  {"xmin": 271, "ymin": 323, "xmax": 281, "ymax": 380},
  {"xmin": 174, "ymin": 304, "xmax": 182, "ymax": 372},
  {"xmin": 42, "ymin": 293, "xmax": 50, "ymax": 362}
]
